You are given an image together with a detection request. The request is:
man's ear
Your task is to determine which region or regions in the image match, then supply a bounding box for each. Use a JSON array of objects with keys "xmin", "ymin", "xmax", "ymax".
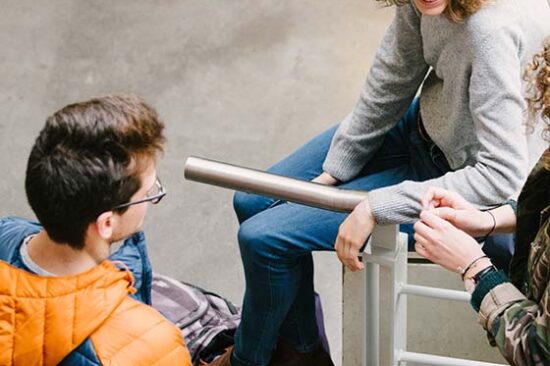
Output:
[{"xmin": 95, "ymin": 211, "xmax": 116, "ymax": 240}]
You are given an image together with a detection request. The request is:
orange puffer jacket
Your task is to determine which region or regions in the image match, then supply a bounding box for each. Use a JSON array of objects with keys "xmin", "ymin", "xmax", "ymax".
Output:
[{"xmin": 0, "ymin": 260, "xmax": 191, "ymax": 366}]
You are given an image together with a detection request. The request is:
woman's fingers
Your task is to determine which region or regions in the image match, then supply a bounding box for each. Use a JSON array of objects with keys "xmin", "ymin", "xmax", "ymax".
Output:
[
  {"xmin": 422, "ymin": 186, "xmax": 457, "ymax": 209},
  {"xmin": 415, "ymin": 240, "xmax": 430, "ymax": 259},
  {"xmin": 420, "ymin": 210, "xmax": 454, "ymax": 232},
  {"xmin": 413, "ymin": 218, "xmax": 437, "ymax": 241},
  {"xmin": 422, "ymin": 187, "xmax": 472, "ymax": 210},
  {"xmin": 335, "ymin": 233, "xmax": 364, "ymax": 272},
  {"xmin": 421, "ymin": 187, "xmax": 441, "ymax": 209},
  {"xmin": 432, "ymin": 207, "xmax": 457, "ymax": 222}
]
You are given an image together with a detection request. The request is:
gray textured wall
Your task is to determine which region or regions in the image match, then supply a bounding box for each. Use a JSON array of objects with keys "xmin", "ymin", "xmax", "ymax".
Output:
[
  {"xmin": 3, "ymin": 1, "xmax": 542, "ymax": 364},
  {"xmin": 0, "ymin": 1, "xmax": 394, "ymax": 363}
]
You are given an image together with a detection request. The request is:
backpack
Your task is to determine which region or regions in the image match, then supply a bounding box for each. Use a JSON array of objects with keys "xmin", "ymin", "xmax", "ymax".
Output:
[
  {"xmin": 151, "ymin": 273, "xmax": 330, "ymax": 365},
  {"xmin": 151, "ymin": 273, "xmax": 240, "ymax": 364}
]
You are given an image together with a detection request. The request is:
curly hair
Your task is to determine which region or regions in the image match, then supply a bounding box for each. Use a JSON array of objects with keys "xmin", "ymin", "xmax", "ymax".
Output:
[
  {"xmin": 524, "ymin": 38, "xmax": 550, "ymax": 168},
  {"xmin": 374, "ymin": 0, "xmax": 490, "ymax": 23}
]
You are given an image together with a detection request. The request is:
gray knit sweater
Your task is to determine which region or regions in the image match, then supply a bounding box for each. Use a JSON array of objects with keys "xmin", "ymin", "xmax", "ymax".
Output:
[{"xmin": 322, "ymin": 0, "xmax": 550, "ymax": 224}]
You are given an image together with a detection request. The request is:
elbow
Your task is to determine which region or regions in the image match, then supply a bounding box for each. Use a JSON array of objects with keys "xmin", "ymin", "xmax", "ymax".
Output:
[{"xmin": 481, "ymin": 159, "xmax": 529, "ymax": 204}]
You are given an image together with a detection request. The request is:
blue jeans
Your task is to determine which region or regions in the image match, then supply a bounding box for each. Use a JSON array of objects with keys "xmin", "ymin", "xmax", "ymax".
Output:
[{"xmin": 231, "ymin": 101, "xmax": 511, "ymax": 365}]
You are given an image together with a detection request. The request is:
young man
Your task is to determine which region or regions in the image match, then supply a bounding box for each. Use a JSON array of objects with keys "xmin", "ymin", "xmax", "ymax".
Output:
[{"xmin": 0, "ymin": 95, "xmax": 191, "ymax": 366}]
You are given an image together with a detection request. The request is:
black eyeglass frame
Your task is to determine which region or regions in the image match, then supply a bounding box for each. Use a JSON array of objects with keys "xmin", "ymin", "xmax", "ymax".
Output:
[{"xmin": 112, "ymin": 178, "xmax": 166, "ymax": 211}]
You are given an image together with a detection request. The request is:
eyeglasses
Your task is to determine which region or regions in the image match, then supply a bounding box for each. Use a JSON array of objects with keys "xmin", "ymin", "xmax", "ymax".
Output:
[{"xmin": 112, "ymin": 178, "xmax": 166, "ymax": 210}]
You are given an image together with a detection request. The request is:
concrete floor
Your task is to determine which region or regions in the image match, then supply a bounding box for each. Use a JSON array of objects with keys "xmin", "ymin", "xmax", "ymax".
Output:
[{"xmin": 0, "ymin": 1, "xmax": 526, "ymax": 365}]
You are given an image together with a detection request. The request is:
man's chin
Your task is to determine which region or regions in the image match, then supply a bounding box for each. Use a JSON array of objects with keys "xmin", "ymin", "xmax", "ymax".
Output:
[
  {"xmin": 110, "ymin": 220, "xmax": 144, "ymax": 245},
  {"xmin": 110, "ymin": 228, "xmax": 141, "ymax": 244}
]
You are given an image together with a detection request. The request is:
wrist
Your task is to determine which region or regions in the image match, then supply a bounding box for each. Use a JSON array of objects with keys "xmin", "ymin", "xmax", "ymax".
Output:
[
  {"xmin": 314, "ymin": 172, "xmax": 339, "ymax": 186},
  {"xmin": 463, "ymin": 258, "xmax": 494, "ymax": 293},
  {"xmin": 463, "ymin": 257, "xmax": 492, "ymax": 280},
  {"xmin": 458, "ymin": 254, "xmax": 488, "ymax": 280},
  {"xmin": 464, "ymin": 277, "xmax": 476, "ymax": 294},
  {"xmin": 480, "ymin": 210, "xmax": 496, "ymax": 240},
  {"xmin": 361, "ymin": 197, "xmax": 376, "ymax": 226}
]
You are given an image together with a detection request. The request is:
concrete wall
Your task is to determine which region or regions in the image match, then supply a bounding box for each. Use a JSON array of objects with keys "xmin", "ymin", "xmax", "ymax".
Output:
[
  {"xmin": 2, "ymin": 1, "xmax": 545, "ymax": 365},
  {"xmin": 0, "ymin": 2, "xmax": 394, "ymax": 363}
]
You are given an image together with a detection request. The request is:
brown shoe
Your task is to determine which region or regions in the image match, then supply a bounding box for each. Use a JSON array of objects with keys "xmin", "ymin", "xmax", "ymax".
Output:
[
  {"xmin": 270, "ymin": 340, "xmax": 334, "ymax": 366},
  {"xmin": 202, "ymin": 346, "xmax": 233, "ymax": 366}
]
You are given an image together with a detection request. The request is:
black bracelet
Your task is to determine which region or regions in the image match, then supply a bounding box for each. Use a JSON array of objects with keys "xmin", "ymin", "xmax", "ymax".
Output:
[
  {"xmin": 472, "ymin": 265, "xmax": 497, "ymax": 284},
  {"xmin": 480, "ymin": 210, "xmax": 496, "ymax": 243},
  {"xmin": 459, "ymin": 255, "xmax": 488, "ymax": 280}
]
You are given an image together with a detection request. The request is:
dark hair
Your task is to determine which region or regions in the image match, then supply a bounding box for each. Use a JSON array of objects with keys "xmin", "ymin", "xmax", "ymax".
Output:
[
  {"xmin": 375, "ymin": 0, "xmax": 490, "ymax": 23},
  {"xmin": 25, "ymin": 94, "xmax": 165, "ymax": 249}
]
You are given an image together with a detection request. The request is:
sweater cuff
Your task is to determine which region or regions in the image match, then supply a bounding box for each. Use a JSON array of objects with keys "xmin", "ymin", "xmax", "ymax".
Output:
[
  {"xmin": 367, "ymin": 185, "xmax": 422, "ymax": 225},
  {"xmin": 471, "ymin": 270, "xmax": 508, "ymax": 312}
]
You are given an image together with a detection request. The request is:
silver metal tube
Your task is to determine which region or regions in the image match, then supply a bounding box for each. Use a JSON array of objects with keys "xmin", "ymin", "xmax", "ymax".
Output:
[
  {"xmin": 398, "ymin": 351, "xmax": 507, "ymax": 366},
  {"xmin": 184, "ymin": 156, "xmax": 368, "ymax": 212},
  {"xmin": 399, "ymin": 284, "xmax": 471, "ymax": 303}
]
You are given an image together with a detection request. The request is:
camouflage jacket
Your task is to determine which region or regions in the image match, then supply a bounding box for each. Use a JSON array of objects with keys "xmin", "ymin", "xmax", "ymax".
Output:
[{"xmin": 475, "ymin": 152, "xmax": 550, "ymax": 366}]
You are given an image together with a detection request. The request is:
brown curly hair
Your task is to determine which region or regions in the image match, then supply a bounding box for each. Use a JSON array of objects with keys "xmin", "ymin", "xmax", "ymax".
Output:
[
  {"xmin": 375, "ymin": 0, "xmax": 490, "ymax": 23},
  {"xmin": 524, "ymin": 38, "xmax": 550, "ymax": 168}
]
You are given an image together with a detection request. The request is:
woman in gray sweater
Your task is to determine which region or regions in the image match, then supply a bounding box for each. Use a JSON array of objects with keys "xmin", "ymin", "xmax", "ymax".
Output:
[{"xmin": 209, "ymin": 1, "xmax": 550, "ymax": 365}]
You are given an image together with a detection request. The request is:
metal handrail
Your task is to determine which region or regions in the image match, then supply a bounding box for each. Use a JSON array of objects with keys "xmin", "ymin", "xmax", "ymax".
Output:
[{"xmin": 184, "ymin": 156, "xmax": 368, "ymax": 213}]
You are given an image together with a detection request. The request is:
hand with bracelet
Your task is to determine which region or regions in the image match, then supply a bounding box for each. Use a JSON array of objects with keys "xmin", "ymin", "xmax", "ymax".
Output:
[
  {"xmin": 414, "ymin": 188, "xmax": 516, "ymax": 291},
  {"xmin": 420, "ymin": 187, "xmax": 514, "ymax": 239},
  {"xmin": 413, "ymin": 210, "xmax": 496, "ymax": 293}
]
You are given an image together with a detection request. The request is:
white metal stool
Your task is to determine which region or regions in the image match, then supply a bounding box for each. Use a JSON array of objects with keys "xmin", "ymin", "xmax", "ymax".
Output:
[{"xmin": 342, "ymin": 225, "xmax": 508, "ymax": 366}]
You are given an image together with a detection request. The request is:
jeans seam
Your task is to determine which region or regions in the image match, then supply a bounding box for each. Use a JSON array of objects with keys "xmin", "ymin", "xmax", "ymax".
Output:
[
  {"xmin": 232, "ymin": 257, "xmax": 273, "ymax": 366},
  {"xmin": 250, "ymin": 260, "xmax": 274, "ymax": 365},
  {"xmin": 290, "ymin": 306, "xmax": 320, "ymax": 353},
  {"xmin": 289, "ymin": 301, "xmax": 305, "ymax": 347}
]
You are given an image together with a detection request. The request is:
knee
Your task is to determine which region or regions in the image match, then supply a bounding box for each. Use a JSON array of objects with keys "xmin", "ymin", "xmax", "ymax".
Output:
[
  {"xmin": 237, "ymin": 218, "xmax": 284, "ymax": 262},
  {"xmin": 238, "ymin": 219, "xmax": 266, "ymax": 254},
  {"xmin": 233, "ymin": 191, "xmax": 256, "ymax": 223}
]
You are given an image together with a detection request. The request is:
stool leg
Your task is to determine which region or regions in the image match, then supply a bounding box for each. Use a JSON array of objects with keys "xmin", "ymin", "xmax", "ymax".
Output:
[
  {"xmin": 390, "ymin": 234, "xmax": 408, "ymax": 366},
  {"xmin": 342, "ymin": 265, "xmax": 366, "ymax": 366},
  {"xmin": 365, "ymin": 261, "xmax": 380, "ymax": 366}
]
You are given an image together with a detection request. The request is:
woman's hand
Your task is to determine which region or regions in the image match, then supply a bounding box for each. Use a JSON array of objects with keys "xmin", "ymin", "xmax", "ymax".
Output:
[
  {"xmin": 334, "ymin": 198, "xmax": 375, "ymax": 272},
  {"xmin": 312, "ymin": 172, "xmax": 339, "ymax": 186},
  {"xmin": 422, "ymin": 187, "xmax": 495, "ymax": 237},
  {"xmin": 414, "ymin": 210, "xmax": 485, "ymax": 274}
]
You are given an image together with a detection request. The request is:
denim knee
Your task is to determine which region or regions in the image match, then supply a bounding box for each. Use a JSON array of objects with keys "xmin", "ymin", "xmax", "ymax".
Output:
[
  {"xmin": 233, "ymin": 191, "xmax": 260, "ymax": 224},
  {"xmin": 238, "ymin": 220, "xmax": 270, "ymax": 263},
  {"xmin": 238, "ymin": 218, "xmax": 294, "ymax": 266}
]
